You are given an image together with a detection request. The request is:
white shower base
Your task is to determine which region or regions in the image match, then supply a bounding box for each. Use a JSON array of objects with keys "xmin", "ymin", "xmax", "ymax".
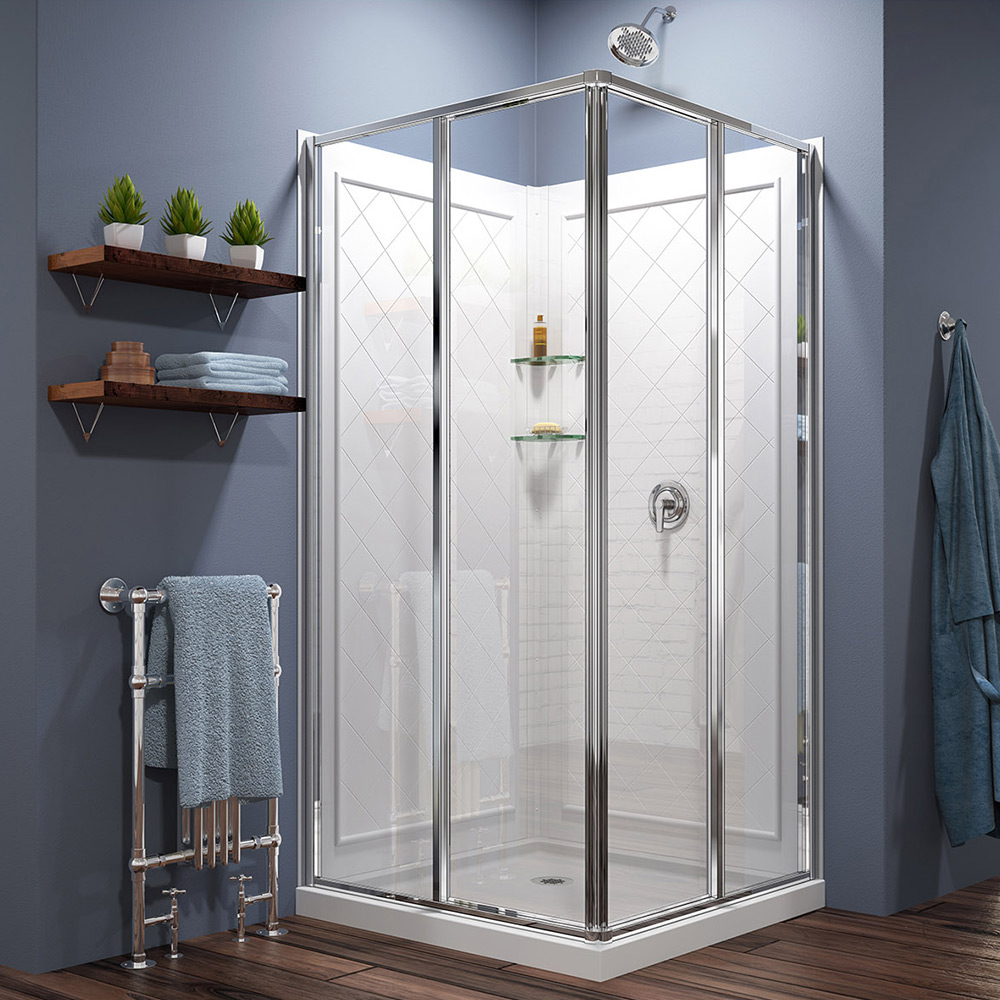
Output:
[{"xmin": 296, "ymin": 876, "xmax": 825, "ymax": 981}]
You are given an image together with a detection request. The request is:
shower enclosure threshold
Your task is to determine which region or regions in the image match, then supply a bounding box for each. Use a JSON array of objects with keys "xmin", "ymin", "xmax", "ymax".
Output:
[{"xmin": 296, "ymin": 878, "xmax": 825, "ymax": 981}]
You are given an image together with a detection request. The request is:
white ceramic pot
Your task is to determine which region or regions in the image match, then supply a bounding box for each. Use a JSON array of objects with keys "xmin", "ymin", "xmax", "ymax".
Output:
[
  {"xmin": 103, "ymin": 223, "xmax": 144, "ymax": 250},
  {"xmin": 164, "ymin": 234, "xmax": 207, "ymax": 260},
  {"xmin": 229, "ymin": 244, "xmax": 264, "ymax": 269}
]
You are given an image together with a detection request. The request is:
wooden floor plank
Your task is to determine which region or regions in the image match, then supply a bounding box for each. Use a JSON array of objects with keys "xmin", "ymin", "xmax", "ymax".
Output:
[
  {"xmin": 714, "ymin": 932, "xmax": 781, "ymax": 953},
  {"xmin": 184, "ymin": 930, "xmax": 370, "ymax": 980},
  {"xmin": 791, "ymin": 907, "xmax": 1000, "ymax": 957},
  {"xmin": 753, "ymin": 912, "xmax": 1000, "ymax": 974},
  {"xmin": 0, "ymin": 968, "xmax": 133, "ymax": 1000},
  {"xmin": 340, "ymin": 967, "xmax": 539, "ymax": 1000},
  {"xmin": 675, "ymin": 945, "xmax": 968, "ymax": 1000},
  {"xmin": 499, "ymin": 964, "xmax": 737, "ymax": 1000},
  {"xmin": 29, "ymin": 971, "xmax": 158, "ymax": 1000},
  {"xmin": 751, "ymin": 939, "xmax": 1000, "ymax": 999},
  {"xmin": 639, "ymin": 959, "xmax": 873, "ymax": 1000},
  {"xmin": 68, "ymin": 956, "xmax": 372, "ymax": 1000},
  {"xmin": 153, "ymin": 945, "xmax": 373, "ymax": 1000}
]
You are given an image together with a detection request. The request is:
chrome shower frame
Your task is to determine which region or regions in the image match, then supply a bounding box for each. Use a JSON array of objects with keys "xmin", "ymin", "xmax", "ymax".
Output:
[{"xmin": 298, "ymin": 69, "xmax": 824, "ymax": 948}]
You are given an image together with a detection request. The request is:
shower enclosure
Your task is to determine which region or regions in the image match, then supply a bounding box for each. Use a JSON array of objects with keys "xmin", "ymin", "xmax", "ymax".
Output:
[{"xmin": 298, "ymin": 70, "xmax": 823, "ymax": 979}]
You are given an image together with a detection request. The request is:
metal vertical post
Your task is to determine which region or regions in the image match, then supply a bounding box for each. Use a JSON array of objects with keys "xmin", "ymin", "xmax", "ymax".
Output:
[
  {"xmin": 584, "ymin": 72, "xmax": 609, "ymax": 941},
  {"xmin": 432, "ymin": 115, "xmax": 452, "ymax": 905},
  {"xmin": 259, "ymin": 584, "xmax": 288, "ymax": 936},
  {"xmin": 707, "ymin": 121, "xmax": 726, "ymax": 901},
  {"xmin": 297, "ymin": 130, "xmax": 320, "ymax": 890},
  {"xmin": 807, "ymin": 141, "xmax": 825, "ymax": 882},
  {"xmin": 123, "ymin": 588, "xmax": 153, "ymax": 970}
]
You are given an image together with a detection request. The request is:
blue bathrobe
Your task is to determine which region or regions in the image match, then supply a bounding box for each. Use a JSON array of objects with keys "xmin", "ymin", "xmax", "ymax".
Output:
[{"xmin": 931, "ymin": 319, "xmax": 1000, "ymax": 846}]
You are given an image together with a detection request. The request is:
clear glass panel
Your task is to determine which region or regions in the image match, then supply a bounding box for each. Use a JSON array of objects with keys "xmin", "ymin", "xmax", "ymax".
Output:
[
  {"xmin": 447, "ymin": 92, "xmax": 586, "ymax": 926},
  {"xmin": 722, "ymin": 128, "xmax": 807, "ymax": 893},
  {"xmin": 316, "ymin": 124, "xmax": 436, "ymax": 895},
  {"xmin": 606, "ymin": 94, "xmax": 710, "ymax": 925}
]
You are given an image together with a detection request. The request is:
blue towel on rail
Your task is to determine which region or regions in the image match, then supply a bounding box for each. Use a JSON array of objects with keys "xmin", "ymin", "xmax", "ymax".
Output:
[
  {"xmin": 144, "ymin": 575, "xmax": 283, "ymax": 809},
  {"xmin": 154, "ymin": 377, "xmax": 289, "ymax": 395},
  {"xmin": 930, "ymin": 319, "xmax": 1000, "ymax": 845},
  {"xmin": 154, "ymin": 352, "xmax": 289, "ymax": 373}
]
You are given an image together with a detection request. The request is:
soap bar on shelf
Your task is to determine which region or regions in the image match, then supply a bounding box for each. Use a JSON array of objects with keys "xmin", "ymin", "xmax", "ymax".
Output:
[{"xmin": 531, "ymin": 421, "xmax": 562, "ymax": 435}]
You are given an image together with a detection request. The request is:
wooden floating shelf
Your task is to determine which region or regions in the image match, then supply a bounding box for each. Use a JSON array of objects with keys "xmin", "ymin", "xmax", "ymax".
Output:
[
  {"xmin": 48, "ymin": 245, "xmax": 306, "ymax": 299},
  {"xmin": 48, "ymin": 380, "xmax": 305, "ymax": 416}
]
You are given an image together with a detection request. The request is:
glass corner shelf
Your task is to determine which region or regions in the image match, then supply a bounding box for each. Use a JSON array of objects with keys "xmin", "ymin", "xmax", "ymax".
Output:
[
  {"xmin": 511, "ymin": 432, "xmax": 586, "ymax": 442},
  {"xmin": 510, "ymin": 354, "xmax": 585, "ymax": 366}
]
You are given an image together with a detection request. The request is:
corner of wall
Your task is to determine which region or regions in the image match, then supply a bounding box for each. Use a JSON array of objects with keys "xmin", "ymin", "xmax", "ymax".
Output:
[{"xmin": 0, "ymin": 0, "xmax": 40, "ymax": 970}]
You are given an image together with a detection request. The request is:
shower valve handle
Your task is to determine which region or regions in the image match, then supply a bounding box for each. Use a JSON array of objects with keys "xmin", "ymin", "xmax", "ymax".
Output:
[{"xmin": 649, "ymin": 482, "xmax": 689, "ymax": 532}]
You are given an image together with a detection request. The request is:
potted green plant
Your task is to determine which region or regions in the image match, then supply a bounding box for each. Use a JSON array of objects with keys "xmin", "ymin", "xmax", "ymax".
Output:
[
  {"xmin": 221, "ymin": 199, "xmax": 273, "ymax": 269},
  {"xmin": 160, "ymin": 187, "xmax": 212, "ymax": 260},
  {"xmin": 98, "ymin": 174, "xmax": 149, "ymax": 250}
]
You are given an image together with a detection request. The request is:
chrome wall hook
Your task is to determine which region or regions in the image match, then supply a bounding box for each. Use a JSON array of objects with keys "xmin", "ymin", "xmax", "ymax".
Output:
[
  {"xmin": 71, "ymin": 273, "xmax": 105, "ymax": 312},
  {"xmin": 209, "ymin": 412, "xmax": 241, "ymax": 447},
  {"xmin": 939, "ymin": 311, "xmax": 957, "ymax": 340}
]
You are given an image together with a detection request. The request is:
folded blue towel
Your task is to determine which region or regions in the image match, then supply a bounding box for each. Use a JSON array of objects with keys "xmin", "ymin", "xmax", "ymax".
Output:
[
  {"xmin": 158, "ymin": 368, "xmax": 288, "ymax": 386},
  {"xmin": 157, "ymin": 363, "xmax": 288, "ymax": 381},
  {"xmin": 157, "ymin": 377, "xmax": 289, "ymax": 395},
  {"xmin": 144, "ymin": 575, "xmax": 283, "ymax": 809},
  {"xmin": 154, "ymin": 352, "xmax": 289, "ymax": 373}
]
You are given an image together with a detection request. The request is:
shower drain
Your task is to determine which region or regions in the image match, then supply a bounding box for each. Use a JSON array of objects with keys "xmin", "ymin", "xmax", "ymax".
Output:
[{"xmin": 531, "ymin": 875, "xmax": 573, "ymax": 886}]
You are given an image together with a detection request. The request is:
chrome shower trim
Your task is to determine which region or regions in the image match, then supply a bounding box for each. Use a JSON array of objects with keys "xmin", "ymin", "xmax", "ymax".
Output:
[
  {"xmin": 809, "ymin": 138, "xmax": 826, "ymax": 883},
  {"xmin": 432, "ymin": 116, "xmax": 452, "ymax": 905},
  {"xmin": 584, "ymin": 77, "xmax": 610, "ymax": 942},
  {"xmin": 312, "ymin": 74, "xmax": 590, "ymax": 147},
  {"xmin": 310, "ymin": 71, "xmax": 809, "ymax": 155},
  {"xmin": 309, "ymin": 869, "xmax": 818, "ymax": 939},
  {"xmin": 603, "ymin": 77, "xmax": 810, "ymax": 153},
  {"xmin": 707, "ymin": 120, "xmax": 726, "ymax": 902},
  {"xmin": 297, "ymin": 128, "xmax": 320, "ymax": 892}
]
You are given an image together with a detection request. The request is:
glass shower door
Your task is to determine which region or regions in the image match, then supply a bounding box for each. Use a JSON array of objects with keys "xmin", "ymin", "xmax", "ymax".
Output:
[
  {"xmin": 605, "ymin": 95, "xmax": 711, "ymax": 925},
  {"xmin": 315, "ymin": 124, "xmax": 438, "ymax": 897},
  {"xmin": 446, "ymin": 93, "xmax": 588, "ymax": 927}
]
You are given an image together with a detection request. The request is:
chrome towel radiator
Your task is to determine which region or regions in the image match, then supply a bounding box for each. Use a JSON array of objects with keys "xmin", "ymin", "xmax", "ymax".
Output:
[{"xmin": 99, "ymin": 578, "xmax": 287, "ymax": 970}]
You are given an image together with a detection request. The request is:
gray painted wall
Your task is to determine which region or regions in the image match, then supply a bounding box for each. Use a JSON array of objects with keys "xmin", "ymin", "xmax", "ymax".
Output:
[
  {"xmin": 0, "ymin": 0, "xmax": 39, "ymax": 972},
  {"xmin": 883, "ymin": 0, "xmax": 1000, "ymax": 912},
  {"xmin": 3, "ymin": 0, "xmax": 535, "ymax": 974},
  {"xmin": 10, "ymin": 0, "xmax": 999, "ymax": 973},
  {"xmin": 535, "ymin": 0, "xmax": 887, "ymax": 914}
]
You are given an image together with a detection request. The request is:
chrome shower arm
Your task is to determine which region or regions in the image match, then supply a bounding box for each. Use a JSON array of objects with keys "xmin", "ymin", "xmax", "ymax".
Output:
[{"xmin": 639, "ymin": 5, "xmax": 677, "ymax": 28}]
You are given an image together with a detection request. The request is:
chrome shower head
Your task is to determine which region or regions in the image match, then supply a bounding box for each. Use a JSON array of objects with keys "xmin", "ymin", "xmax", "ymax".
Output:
[{"xmin": 608, "ymin": 5, "xmax": 677, "ymax": 68}]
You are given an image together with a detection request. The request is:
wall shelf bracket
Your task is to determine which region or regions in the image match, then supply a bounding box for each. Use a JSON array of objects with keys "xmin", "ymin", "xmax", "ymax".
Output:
[
  {"xmin": 71, "ymin": 402, "xmax": 105, "ymax": 442},
  {"xmin": 209, "ymin": 411, "xmax": 241, "ymax": 447},
  {"xmin": 209, "ymin": 292, "xmax": 240, "ymax": 331},
  {"xmin": 71, "ymin": 272, "xmax": 105, "ymax": 312}
]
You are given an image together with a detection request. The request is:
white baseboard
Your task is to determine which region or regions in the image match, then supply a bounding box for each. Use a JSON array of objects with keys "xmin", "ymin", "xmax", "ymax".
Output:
[{"xmin": 295, "ymin": 878, "xmax": 825, "ymax": 981}]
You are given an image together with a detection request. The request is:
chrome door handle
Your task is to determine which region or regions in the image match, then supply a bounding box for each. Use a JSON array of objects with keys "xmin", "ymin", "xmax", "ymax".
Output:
[{"xmin": 648, "ymin": 482, "xmax": 689, "ymax": 532}]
